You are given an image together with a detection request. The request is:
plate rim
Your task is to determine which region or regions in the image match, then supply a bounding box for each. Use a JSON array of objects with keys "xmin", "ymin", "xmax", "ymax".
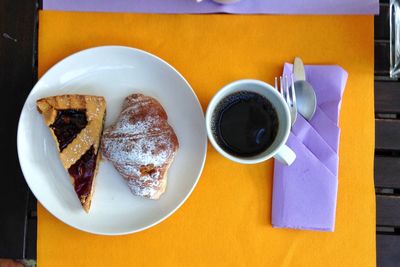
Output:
[{"xmin": 17, "ymin": 45, "xmax": 208, "ymax": 235}]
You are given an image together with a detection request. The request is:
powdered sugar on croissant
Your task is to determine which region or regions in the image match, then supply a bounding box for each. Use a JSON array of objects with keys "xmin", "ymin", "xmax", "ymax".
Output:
[{"xmin": 101, "ymin": 94, "xmax": 179, "ymax": 199}]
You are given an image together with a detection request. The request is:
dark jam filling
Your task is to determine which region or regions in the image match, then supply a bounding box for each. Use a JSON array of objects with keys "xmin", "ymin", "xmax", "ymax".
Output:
[
  {"xmin": 68, "ymin": 146, "xmax": 96, "ymax": 201},
  {"xmin": 50, "ymin": 109, "xmax": 87, "ymax": 151}
]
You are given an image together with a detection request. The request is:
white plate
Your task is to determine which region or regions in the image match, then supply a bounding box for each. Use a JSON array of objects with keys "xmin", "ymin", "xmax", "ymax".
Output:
[{"xmin": 17, "ymin": 46, "xmax": 207, "ymax": 235}]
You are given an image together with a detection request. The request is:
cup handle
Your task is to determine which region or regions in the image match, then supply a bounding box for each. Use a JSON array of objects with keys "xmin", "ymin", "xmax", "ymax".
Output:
[{"xmin": 274, "ymin": 144, "xmax": 296, "ymax": 166}]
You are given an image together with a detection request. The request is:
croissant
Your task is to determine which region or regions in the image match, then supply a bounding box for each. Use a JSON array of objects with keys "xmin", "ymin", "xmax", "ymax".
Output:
[{"xmin": 101, "ymin": 94, "xmax": 179, "ymax": 199}]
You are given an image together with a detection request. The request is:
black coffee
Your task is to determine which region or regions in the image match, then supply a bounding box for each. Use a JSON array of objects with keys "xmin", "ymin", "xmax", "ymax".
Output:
[{"xmin": 212, "ymin": 91, "xmax": 279, "ymax": 157}]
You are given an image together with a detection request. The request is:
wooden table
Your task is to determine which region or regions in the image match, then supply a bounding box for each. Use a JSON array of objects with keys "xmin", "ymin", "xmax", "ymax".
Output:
[
  {"xmin": 374, "ymin": 1, "xmax": 400, "ymax": 266},
  {"xmin": 0, "ymin": 0, "xmax": 398, "ymax": 265}
]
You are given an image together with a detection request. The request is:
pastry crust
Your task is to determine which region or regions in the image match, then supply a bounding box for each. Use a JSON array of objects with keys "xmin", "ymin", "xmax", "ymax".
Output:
[
  {"xmin": 101, "ymin": 94, "xmax": 178, "ymax": 199},
  {"xmin": 37, "ymin": 94, "xmax": 106, "ymax": 212}
]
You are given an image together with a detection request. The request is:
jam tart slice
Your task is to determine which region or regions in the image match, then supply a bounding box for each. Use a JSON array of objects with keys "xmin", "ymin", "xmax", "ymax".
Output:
[{"xmin": 36, "ymin": 95, "xmax": 106, "ymax": 213}]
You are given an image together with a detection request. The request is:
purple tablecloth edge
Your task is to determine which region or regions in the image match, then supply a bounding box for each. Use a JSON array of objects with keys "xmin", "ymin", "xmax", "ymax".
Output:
[{"xmin": 43, "ymin": 0, "xmax": 379, "ymax": 15}]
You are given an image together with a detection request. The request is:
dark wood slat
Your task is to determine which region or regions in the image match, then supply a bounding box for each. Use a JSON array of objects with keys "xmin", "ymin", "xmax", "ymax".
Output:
[
  {"xmin": 375, "ymin": 4, "xmax": 389, "ymax": 40},
  {"xmin": 25, "ymin": 191, "xmax": 37, "ymax": 259},
  {"xmin": 376, "ymin": 119, "xmax": 400, "ymax": 150},
  {"xmin": 375, "ymin": 81, "xmax": 400, "ymax": 113},
  {"xmin": 24, "ymin": 0, "xmax": 39, "ymax": 256},
  {"xmin": 25, "ymin": 218, "xmax": 37, "ymax": 260},
  {"xmin": 376, "ymin": 195, "xmax": 400, "ymax": 227},
  {"xmin": 0, "ymin": 0, "xmax": 38, "ymax": 259},
  {"xmin": 375, "ymin": 156, "xmax": 400, "ymax": 189},
  {"xmin": 27, "ymin": 190, "xmax": 37, "ymax": 218},
  {"xmin": 375, "ymin": 41, "xmax": 390, "ymax": 76},
  {"xmin": 377, "ymin": 234, "xmax": 400, "ymax": 267}
]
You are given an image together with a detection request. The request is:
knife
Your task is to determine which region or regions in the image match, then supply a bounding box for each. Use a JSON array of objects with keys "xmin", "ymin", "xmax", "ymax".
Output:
[
  {"xmin": 292, "ymin": 57, "xmax": 317, "ymax": 121},
  {"xmin": 293, "ymin": 57, "xmax": 306, "ymax": 81}
]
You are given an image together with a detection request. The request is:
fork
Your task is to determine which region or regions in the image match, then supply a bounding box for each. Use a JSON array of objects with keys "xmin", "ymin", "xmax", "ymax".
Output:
[{"xmin": 275, "ymin": 74, "xmax": 297, "ymax": 126}]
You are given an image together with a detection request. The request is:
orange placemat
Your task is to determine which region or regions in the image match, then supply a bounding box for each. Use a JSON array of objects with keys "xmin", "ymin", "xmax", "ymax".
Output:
[{"xmin": 38, "ymin": 11, "xmax": 375, "ymax": 267}]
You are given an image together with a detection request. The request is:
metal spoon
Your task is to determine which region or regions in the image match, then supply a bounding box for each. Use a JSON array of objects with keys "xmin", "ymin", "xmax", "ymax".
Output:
[{"xmin": 292, "ymin": 57, "xmax": 317, "ymax": 121}]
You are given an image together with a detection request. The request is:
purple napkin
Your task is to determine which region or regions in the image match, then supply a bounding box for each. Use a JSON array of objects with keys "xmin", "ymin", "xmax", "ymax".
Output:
[
  {"xmin": 292, "ymin": 115, "xmax": 338, "ymax": 176},
  {"xmin": 43, "ymin": 0, "xmax": 379, "ymax": 15},
  {"xmin": 272, "ymin": 134, "xmax": 338, "ymax": 231},
  {"xmin": 272, "ymin": 64, "xmax": 348, "ymax": 232}
]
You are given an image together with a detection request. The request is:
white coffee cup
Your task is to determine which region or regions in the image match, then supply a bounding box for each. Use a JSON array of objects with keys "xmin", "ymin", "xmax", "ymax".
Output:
[{"xmin": 205, "ymin": 79, "xmax": 296, "ymax": 165}]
